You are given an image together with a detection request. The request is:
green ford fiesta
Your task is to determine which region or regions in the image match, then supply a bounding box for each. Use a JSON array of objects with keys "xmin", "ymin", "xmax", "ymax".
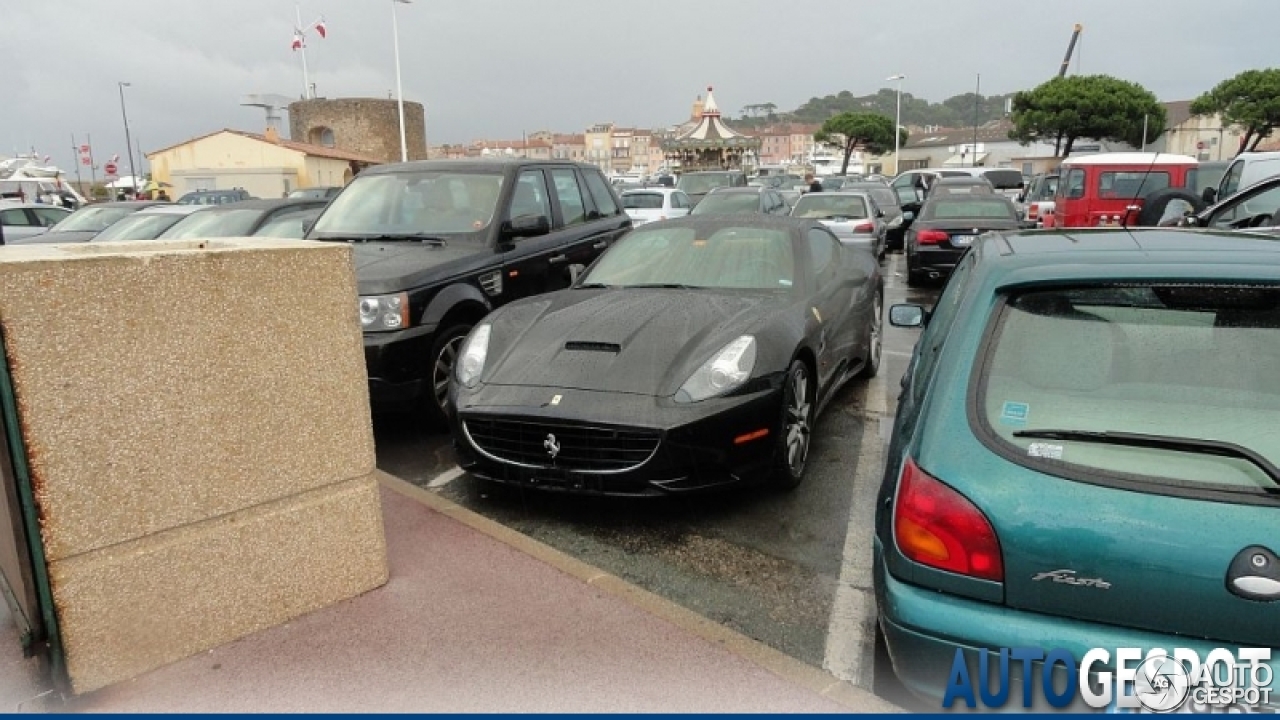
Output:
[{"xmin": 874, "ymin": 227, "xmax": 1280, "ymax": 711}]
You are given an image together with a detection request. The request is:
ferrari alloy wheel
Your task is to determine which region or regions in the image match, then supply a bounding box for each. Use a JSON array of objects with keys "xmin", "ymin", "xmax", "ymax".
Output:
[
  {"xmin": 772, "ymin": 360, "xmax": 814, "ymax": 490},
  {"xmin": 427, "ymin": 324, "xmax": 472, "ymax": 426},
  {"xmin": 860, "ymin": 293, "xmax": 882, "ymax": 379}
]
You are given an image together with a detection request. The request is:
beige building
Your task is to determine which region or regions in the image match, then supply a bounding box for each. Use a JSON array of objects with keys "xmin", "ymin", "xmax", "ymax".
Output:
[
  {"xmin": 467, "ymin": 138, "xmax": 553, "ymax": 160},
  {"xmin": 552, "ymin": 133, "xmax": 587, "ymax": 162},
  {"xmin": 147, "ymin": 128, "xmax": 380, "ymax": 197},
  {"xmin": 631, "ymin": 131, "xmax": 653, "ymax": 174},
  {"xmin": 585, "ymin": 123, "xmax": 615, "ymax": 173},
  {"xmin": 1155, "ymin": 100, "xmax": 1248, "ymax": 161}
]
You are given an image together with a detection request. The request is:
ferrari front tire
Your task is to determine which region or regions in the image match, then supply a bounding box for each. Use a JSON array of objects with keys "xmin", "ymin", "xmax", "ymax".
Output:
[{"xmin": 771, "ymin": 359, "xmax": 814, "ymax": 490}]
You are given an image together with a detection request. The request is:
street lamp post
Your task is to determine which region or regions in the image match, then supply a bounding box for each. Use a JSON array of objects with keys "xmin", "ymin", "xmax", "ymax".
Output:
[
  {"xmin": 887, "ymin": 74, "xmax": 905, "ymax": 176},
  {"xmin": 117, "ymin": 82, "xmax": 139, "ymax": 194},
  {"xmin": 391, "ymin": 0, "xmax": 411, "ymax": 162}
]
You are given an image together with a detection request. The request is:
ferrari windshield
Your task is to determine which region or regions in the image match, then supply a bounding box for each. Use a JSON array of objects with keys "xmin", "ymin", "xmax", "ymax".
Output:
[
  {"xmin": 310, "ymin": 170, "xmax": 505, "ymax": 238},
  {"xmin": 581, "ymin": 224, "xmax": 795, "ymax": 290}
]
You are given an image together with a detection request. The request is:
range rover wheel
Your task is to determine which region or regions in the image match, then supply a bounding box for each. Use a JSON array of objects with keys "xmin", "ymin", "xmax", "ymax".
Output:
[{"xmin": 427, "ymin": 323, "xmax": 472, "ymax": 426}]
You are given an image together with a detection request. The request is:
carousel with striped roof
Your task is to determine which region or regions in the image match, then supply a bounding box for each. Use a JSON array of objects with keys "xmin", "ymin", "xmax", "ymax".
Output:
[{"xmin": 662, "ymin": 87, "xmax": 760, "ymax": 172}]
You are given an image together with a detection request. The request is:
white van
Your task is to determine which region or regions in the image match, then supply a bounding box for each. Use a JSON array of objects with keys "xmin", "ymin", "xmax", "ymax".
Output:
[{"xmin": 1209, "ymin": 152, "xmax": 1280, "ymax": 204}]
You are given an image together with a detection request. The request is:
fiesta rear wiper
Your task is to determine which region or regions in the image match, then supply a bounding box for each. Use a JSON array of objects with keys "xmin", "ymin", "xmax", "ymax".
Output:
[{"xmin": 1012, "ymin": 429, "xmax": 1280, "ymax": 489}]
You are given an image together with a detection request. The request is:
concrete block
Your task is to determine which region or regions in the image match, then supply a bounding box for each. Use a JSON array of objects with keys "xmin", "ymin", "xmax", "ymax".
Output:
[
  {"xmin": 0, "ymin": 238, "xmax": 387, "ymax": 694},
  {"xmin": 49, "ymin": 474, "xmax": 387, "ymax": 695}
]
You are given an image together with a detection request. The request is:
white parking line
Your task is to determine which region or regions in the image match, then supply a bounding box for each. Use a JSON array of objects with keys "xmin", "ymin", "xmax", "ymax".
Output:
[
  {"xmin": 822, "ymin": 353, "xmax": 889, "ymax": 689},
  {"xmin": 822, "ymin": 253, "xmax": 900, "ymax": 689},
  {"xmin": 427, "ymin": 466, "xmax": 465, "ymax": 489}
]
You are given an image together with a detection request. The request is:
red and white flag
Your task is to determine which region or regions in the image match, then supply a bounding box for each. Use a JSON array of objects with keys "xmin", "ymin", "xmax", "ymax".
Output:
[
  {"xmin": 291, "ymin": 31, "xmax": 303, "ymax": 51},
  {"xmin": 314, "ymin": 17, "xmax": 327, "ymax": 38}
]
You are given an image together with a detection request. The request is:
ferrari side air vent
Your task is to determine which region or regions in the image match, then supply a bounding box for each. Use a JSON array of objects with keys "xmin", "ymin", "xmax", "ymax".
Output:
[{"xmin": 564, "ymin": 341, "xmax": 621, "ymax": 353}]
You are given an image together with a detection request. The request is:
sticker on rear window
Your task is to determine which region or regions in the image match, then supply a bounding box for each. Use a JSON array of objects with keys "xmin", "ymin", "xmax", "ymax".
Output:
[
  {"xmin": 1000, "ymin": 401, "xmax": 1029, "ymax": 426},
  {"xmin": 1027, "ymin": 443, "xmax": 1063, "ymax": 460}
]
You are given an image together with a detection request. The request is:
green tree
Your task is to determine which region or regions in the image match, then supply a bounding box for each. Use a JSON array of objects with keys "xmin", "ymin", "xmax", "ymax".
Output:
[
  {"xmin": 1009, "ymin": 75, "xmax": 1165, "ymax": 157},
  {"xmin": 1190, "ymin": 69, "xmax": 1280, "ymax": 155},
  {"xmin": 813, "ymin": 112, "xmax": 901, "ymax": 175}
]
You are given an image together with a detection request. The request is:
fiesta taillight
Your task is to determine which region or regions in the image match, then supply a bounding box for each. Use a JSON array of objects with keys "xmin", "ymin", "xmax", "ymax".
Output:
[
  {"xmin": 1027, "ymin": 203, "xmax": 1040, "ymax": 219},
  {"xmin": 893, "ymin": 458, "xmax": 1003, "ymax": 582},
  {"xmin": 852, "ymin": 221, "xmax": 875, "ymax": 233},
  {"xmin": 916, "ymin": 230, "xmax": 948, "ymax": 245}
]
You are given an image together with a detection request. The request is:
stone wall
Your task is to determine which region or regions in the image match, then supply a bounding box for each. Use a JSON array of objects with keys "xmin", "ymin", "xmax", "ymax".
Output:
[
  {"xmin": 0, "ymin": 238, "xmax": 388, "ymax": 694},
  {"xmin": 289, "ymin": 98, "xmax": 428, "ymax": 164}
]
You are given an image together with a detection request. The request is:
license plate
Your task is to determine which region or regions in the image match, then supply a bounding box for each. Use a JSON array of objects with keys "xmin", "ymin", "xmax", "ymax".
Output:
[{"xmin": 951, "ymin": 234, "xmax": 976, "ymax": 246}]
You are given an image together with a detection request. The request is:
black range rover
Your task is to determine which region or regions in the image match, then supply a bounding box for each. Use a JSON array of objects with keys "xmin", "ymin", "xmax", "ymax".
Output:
[{"xmin": 306, "ymin": 159, "xmax": 631, "ymax": 423}]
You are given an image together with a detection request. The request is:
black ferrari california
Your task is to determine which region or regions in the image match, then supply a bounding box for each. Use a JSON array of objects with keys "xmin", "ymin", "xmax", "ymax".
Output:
[{"xmin": 448, "ymin": 216, "xmax": 884, "ymax": 495}]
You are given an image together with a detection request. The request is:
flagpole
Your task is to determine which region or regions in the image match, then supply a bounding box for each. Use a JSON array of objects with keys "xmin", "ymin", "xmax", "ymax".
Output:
[
  {"xmin": 87, "ymin": 133, "xmax": 98, "ymax": 192},
  {"xmin": 296, "ymin": 2, "xmax": 311, "ymax": 99},
  {"xmin": 71, "ymin": 133, "xmax": 84, "ymax": 192},
  {"xmin": 392, "ymin": 0, "xmax": 409, "ymax": 162}
]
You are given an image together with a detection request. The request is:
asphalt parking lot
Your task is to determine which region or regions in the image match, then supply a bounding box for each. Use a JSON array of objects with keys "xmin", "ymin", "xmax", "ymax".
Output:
[{"xmin": 372, "ymin": 251, "xmax": 939, "ymax": 700}]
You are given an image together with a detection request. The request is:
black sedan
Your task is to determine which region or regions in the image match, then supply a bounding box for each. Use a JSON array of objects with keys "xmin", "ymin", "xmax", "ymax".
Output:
[
  {"xmin": 449, "ymin": 216, "xmax": 884, "ymax": 496},
  {"xmin": 157, "ymin": 198, "xmax": 328, "ymax": 239},
  {"xmin": 689, "ymin": 187, "xmax": 791, "ymax": 217},
  {"xmin": 905, "ymin": 195, "xmax": 1020, "ymax": 286}
]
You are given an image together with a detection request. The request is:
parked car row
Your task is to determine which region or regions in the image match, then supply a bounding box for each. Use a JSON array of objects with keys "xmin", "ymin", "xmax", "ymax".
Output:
[{"xmin": 2, "ymin": 196, "xmax": 329, "ymax": 245}]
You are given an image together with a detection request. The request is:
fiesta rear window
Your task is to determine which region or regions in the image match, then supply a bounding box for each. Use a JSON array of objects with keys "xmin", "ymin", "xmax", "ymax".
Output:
[{"xmin": 973, "ymin": 284, "xmax": 1280, "ymax": 502}]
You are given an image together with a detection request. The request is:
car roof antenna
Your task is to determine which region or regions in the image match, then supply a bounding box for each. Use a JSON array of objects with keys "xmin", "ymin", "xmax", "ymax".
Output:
[{"xmin": 1122, "ymin": 151, "xmax": 1162, "ymax": 230}]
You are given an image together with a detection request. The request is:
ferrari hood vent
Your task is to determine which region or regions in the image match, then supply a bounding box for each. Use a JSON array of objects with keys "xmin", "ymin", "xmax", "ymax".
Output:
[{"xmin": 564, "ymin": 341, "xmax": 622, "ymax": 353}]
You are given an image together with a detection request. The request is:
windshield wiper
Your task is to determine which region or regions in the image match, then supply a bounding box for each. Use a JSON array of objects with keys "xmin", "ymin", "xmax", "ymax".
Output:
[
  {"xmin": 620, "ymin": 283, "xmax": 707, "ymax": 289},
  {"xmin": 346, "ymin": 233, "xmax": 448, "ymax": 246},
  {"xmin": 1012, "ymin": 429, "xmax": 1280, "ymax": 489},
  {"xmin": 575, "ymin": 283, "xmax": 614, "ymax": 289}
]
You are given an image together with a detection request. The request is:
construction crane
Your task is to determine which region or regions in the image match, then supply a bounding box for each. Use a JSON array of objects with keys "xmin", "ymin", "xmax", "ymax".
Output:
[{"xmin": 1058, "ymin": 24, "xmax": 1083, "ymax": 78}]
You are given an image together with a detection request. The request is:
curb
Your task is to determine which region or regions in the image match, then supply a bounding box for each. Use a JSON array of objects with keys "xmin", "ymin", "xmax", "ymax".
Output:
[{"xmin": 377, "ymin": 470, "xmax": 902, "ymax": 713}]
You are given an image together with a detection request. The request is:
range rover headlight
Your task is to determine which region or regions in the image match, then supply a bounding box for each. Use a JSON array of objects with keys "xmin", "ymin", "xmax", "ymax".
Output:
[
  {"xmin": 358, "ymin": 293, "xmax": 410, "ymax": 331},
  {"xmin": 456, "ymin": 323, "xmax": 491, "ymax": 389},
  {"xmin": 675, "ymin": 335, "xmax": 757, "ymax": 403}
]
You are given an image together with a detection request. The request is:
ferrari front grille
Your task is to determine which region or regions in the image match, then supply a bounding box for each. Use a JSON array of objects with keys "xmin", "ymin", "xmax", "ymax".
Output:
[{"xmin": 463, "ymin": 416, "xmax": 660, "ymax": 473}]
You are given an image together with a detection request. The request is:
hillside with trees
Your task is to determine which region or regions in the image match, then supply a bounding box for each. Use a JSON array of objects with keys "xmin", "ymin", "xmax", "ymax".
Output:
[{"xmin": 736, "ymin": 88, "xmax": 1019, "ymax": 129}]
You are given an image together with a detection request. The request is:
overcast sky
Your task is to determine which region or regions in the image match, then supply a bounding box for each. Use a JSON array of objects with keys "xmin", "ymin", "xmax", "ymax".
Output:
[{"xmin": 3, "ymin": 0, "xmax": 1270, "ymax": 174}]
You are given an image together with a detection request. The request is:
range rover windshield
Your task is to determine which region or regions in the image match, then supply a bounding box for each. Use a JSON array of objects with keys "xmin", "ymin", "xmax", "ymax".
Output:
[
  {"xmin": 310, "ymin": 170, "xmax": 505, "ymax": 239},
  {"xmin": 978, "ymin": 284, "xmax": 1280, "ymax": 496}
]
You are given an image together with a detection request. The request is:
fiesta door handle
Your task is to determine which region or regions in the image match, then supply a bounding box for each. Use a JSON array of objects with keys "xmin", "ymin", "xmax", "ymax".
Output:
[
  {"xmin": 549, "ymin": 254, "xmax": 568, "ymax": 264},
  {"xmin": 593, "ymin": 240, "xmax": 608, "ymax": 250}
]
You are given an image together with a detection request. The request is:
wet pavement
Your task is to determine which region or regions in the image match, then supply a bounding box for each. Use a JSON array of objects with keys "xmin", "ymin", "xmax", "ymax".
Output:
[{"xmin": 373, "ymin": 251, "xmax": 941, "ymax": 701}]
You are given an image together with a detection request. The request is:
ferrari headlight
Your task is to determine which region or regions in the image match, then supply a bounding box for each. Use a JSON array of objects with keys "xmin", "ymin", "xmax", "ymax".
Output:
[
  {"xmin": 359, "ymin": 293, "xmax": 410, "ymax": 331},
  {"xmin": 676, "ymin": 335, "xmax": 757, "ymax": 403},
  {"xmin": 456, "ymin": 323, "xmax": 491, "ymax": 389}
]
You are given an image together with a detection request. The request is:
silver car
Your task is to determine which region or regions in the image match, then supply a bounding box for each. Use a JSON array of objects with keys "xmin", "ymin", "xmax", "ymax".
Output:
[
  {"xmin": 0, "ymin": 202, "xmax": 73, "ymax": 242},
  {"xmin": 789, "ymin": 190, "xmax": 887, "ymax": 258}
]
